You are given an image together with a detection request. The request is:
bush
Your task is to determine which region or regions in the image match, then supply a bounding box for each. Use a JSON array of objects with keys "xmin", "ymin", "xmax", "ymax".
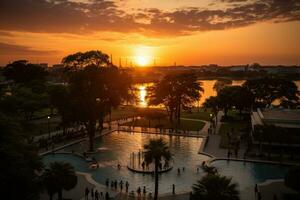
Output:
[{"xmin": 285, "ymin": 167, "xmax": 300, "ymax": 193}]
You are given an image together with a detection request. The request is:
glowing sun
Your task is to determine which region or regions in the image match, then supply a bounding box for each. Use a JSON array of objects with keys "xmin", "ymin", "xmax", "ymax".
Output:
[
  {"xmin": 136, "ymin": 55, "xmax": 150, "ymax": 67},
  {"xmin": 133, "ymin": 45, "xmax": 155, "ymax": 67}
]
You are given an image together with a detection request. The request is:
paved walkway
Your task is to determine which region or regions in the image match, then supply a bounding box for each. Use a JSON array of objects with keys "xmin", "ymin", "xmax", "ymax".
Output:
[
  {"xmin": 203, "ymin": 111, "xmax": 247, "ymax": 159},
  {"xmin": 114, "ymin": 192, "xmax": 190, "ymax": 200},
  {"xmin": 258, "ymin": 179, "xmax": 297, "ymax": 200}
]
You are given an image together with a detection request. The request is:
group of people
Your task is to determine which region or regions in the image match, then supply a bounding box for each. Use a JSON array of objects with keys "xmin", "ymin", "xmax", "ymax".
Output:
[
  {"xmin": 84, "ymin": 187, "xmax": 110, "ymax": 200},
  {"xmin": 135, "ymin": 186, "xmax": 150, "ymax": 197},
  {"xmin": 105, "ymin": 178, "xmax": 130, "ymax": 193}
]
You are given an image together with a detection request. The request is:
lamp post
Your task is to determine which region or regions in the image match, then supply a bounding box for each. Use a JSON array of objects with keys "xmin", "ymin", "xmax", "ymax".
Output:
[{"xmin": 47, "ymin": 116, "xmax": 51, "ymax": 139}]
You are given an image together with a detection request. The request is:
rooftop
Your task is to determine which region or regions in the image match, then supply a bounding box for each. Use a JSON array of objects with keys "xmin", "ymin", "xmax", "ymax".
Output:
[{"xmin": 252, "ymin": 108, "xmax": 300, "ymax": 129}]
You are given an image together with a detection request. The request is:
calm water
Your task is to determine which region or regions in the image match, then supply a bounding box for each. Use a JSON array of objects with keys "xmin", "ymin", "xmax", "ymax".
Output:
[
  {"xmin": 211, "ymin": 160, "xmax": 290, "ymax": 190},
  {"xmin": 43, "ymin": 131, "xmax": 209, "ymax": 194},
  {"xmin": 43, "ymin": 131, "xmax": 290, "ymax": 194},
  {"xmin": 135, "ymin": 80, "xmax": 300, "ymax": 107}
]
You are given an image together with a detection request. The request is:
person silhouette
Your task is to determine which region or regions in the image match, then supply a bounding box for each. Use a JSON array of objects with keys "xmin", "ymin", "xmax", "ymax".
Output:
[
  {"xmin": 85, "ymin": 187, "xmax": 89, "ymax": 200},
  {"xmin": 172, "ymin": 184, "xmax": 175, "ymax": 194}
]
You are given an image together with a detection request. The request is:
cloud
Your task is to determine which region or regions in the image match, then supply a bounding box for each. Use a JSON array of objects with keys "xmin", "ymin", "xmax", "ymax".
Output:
[
  {"xmin": 0, "ymin": 42, "xmax": 59, "ymax": 56},
  {"xmin": 0, "ymin": 0, "xmax": 299, "ymax": 36}
]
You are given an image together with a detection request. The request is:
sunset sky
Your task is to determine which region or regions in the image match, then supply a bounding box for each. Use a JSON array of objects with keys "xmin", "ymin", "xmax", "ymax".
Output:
[{"xmin": 0, "ymin": 0, "xmax": 300, "ymax": 66}]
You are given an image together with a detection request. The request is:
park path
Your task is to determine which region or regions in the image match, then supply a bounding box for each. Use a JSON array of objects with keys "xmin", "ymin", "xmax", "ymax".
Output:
[
  {"xmin": 202, "ymin": 110, "xmax": 247, "ymax": 158},
  {"xmin": 180, "ymin": 117, "xmax": 210, "ymax": 135}
]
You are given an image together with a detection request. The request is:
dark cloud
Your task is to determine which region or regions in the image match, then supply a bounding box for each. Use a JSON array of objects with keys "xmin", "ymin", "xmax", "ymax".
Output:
[
  {"xmin": 0, "ymin": 0, "xmax": 299, "ymax": 36},
  {"xmin": 0, "ymin": 42, "xmax": 59, "ymax": 56}
]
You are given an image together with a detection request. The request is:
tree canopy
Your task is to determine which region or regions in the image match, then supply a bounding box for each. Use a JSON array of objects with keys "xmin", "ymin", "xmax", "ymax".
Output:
[
  {"xmin": 62, "ymin": 50, "xmax": 110, "ymax": 69},
  {"xmin": 66, "ymin": 65, "xmax": 132, "ymax": 151},
  {"xmin": 147, "ymin": 73, "xmax": 203, "ymax": 123},
  {"xmin": 285, "ymin": 166, "xmax": 300, "ymax": 193},
  {"xmin": 191, "ymin": 173, "xmax": 240, "ymax": 200},
  {"xmin": 43, "ymin": 162, "xmax": 77, "ymax": 200},
  {"xmin": 243, "ymin": 77, "xmax": 299, "ymax": 107},
  {"xmin": 3, "ymin": 60, "xmax": 47, "ymax": 83},
  {"xmin": 213, "ymin": 78, "xmax": 233, "ymax": 93},
  {"xmin": 205, "ymin": 86, "xmax": 254, "ymax": 116},
  {"xmin": 0, "ymin": 113, "xmax": 43, "ymax": 200}
]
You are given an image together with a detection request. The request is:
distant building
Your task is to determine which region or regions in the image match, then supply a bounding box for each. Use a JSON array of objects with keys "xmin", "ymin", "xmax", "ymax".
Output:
[
  {"xmin": 228, "ymin": 66, "xmax": 247, "ymax": 72},
  {"xmin": 251, "ymin": 108, "xmax": 300, "ymax": 129},
  {"xmin": 39, "ymin": 63, "xmax": 48, "ymax": 68},
  {"xmin": 52, "ymin": 64, "xmax": 64, "ymax": 68},
  {"xmin": 263, "ymin": 67, "xmax": 300, "ymax": 74},
  {"xmin": 251, "ymin": 108, "xmax": 300, "ymax": 146}
]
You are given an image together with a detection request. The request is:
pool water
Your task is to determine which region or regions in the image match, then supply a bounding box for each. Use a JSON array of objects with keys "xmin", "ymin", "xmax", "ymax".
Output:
[
  {"xmin": 211, "ymin": 160, "xmax": 290, "ymax": 190},
  {"xmin": 43, "ymin": 131, "xmax": 209, "ymax": 194},
  {"xmin": 43, "ymin": 131, "xmax": 291, "ymax": 194}
]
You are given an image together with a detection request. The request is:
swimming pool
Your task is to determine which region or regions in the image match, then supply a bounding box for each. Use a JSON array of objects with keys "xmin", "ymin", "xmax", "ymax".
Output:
[
  {"xmin": 42, "ymin": 131, "xmax": 291, "ymax": 194},
  {"xmin": 211, "ymin": 160, "xmax": 290, "ymax": 190},
  {"xmin": 43, "ymin": 131, "xmax": 209, "ymax": 194}
]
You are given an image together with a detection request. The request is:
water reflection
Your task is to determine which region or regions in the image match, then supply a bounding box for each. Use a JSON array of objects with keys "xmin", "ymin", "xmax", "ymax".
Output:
[
  {"xmin": 139, "ymin": 85, "xmax": 147, "ymax": 107},
  {"xmin": 134, "ymin": 80, "xmax": 300, "ymax": 107}
]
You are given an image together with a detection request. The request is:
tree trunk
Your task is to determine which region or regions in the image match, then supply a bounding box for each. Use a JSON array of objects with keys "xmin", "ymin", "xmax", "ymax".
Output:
[
  {"xmin": 169, "ymin": 110, "xmax": 173, "ymax": 123},
  {"xmin": 154, "ymin": 160, "xmax": 159, "ymax": 200},
  {"xmin": 177, "ymin": 104, "xmax": 181, "ymax": 125},
  {"xmin": 58, "ymin": 189, "xmax": 63, "ymax": 200},
  {"xmin": 224, "ymin": 108, "xmax": 228, "ymax": 117},
  {"xmin": 109, "ymin": 107, "xmax": 112, "ymax": 129},
  {"xmin": 49, "ymin": 193, "xmax": 53, "ymax": 200},
  {"xmin": 87, "ymin": 120, "xmax": 96, "ymax": 152}
]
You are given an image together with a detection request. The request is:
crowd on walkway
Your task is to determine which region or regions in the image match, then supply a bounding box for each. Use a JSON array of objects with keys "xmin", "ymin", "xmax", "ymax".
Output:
[{"xmin": 84, "ymin": 187, "xmax": 110, "ymax": 200}]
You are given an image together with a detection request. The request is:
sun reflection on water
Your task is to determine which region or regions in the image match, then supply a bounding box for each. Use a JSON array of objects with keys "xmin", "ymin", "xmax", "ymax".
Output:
[{"xmin": 139, "ymin": 85, "xmax": 147, "ymax": 107}]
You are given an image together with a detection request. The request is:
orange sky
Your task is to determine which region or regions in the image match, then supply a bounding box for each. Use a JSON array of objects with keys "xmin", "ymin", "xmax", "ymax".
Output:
[{"xmin": 0, "ymin": 0, "xmax": 300, "ymax": 66}]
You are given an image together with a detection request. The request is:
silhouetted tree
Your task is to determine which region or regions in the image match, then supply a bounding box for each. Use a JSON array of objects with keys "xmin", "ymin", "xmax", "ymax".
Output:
[
  {"xmin": 67, "ymin": 65, "xmax": 132, "ymax": 151},
  {"xmin": 243, "ymin": 77, "xmax": 299, "ymax": 107},
  {"xmin": 285, "ymin": 167, "xmax": 300, "ymax": 194},
  {"xmin": 0, "ymin": 113, "xmax": 43, "ymax": 200},
  {"xmin": 62, "ymin": 50, "xmax": 110, "ymax": 70},
  {"xmin": 203, "ymin": 96, "xmax": 219, "ymax": 116},
  {"xmin": 48, "ymin": 85, "xmax": 73, "ymax": 133},
  {"xmin": 0, "ymin": 85, "xmax": 48, "ymax": 120},
  {"xmin": 147, "ymin": 73, "xmax": 203, "ymax": 124},
  {"xmin": 191, "ymin": 173, "xmax": 240, "ymax": 200},
  {"xmin": 213, "ymin": 78, "xmax": 232, "ymax": 93},
  {"xmin": 214, "ymin": 86, "xmax": 254, "ymax": 116},
  {"xmin": 3, "ymin": 60, "xmax": 47, "ymax": 83},
  {"xmin": 144, "ymin": 139, "xmax": 172, "ymax": 200},
  {"xmin": 43, "ymin": 162, "xmax": 77, "ymax": 200}
]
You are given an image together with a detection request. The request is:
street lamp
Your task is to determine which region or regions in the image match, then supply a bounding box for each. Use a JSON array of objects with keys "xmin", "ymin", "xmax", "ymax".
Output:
[{"xmin": 47, "ymin": 116, "xmax": 51, "ymax": 139}]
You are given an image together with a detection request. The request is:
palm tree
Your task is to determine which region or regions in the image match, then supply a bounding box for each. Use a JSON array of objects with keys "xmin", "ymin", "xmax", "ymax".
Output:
[
  {"xmin": 191, "ymin": 173, "xmax": 240, "ymax": 200},
  {"xmin": 144, "ymin": 138, "xmax": 172, "ymax": 200},
  {"xmin": 201, "ymin": 165, "xmax": 218, "ymax": 175},
  {"xmin": 43, "ymin": 162, "xmax": 78, "ymax": 200}
]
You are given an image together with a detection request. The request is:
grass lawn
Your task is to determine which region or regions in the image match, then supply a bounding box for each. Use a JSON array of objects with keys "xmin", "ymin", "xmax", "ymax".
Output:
[
  {"xmin": 181, "ymin": 108, "xmax": 214, "ymax": 121},
  {"xmin": 105, "ymin": 106, "xmax": 165, "ymax": 122},
  {"xmin": 123, "ymin": 117, "xmax": 205, "ymax": 131}
]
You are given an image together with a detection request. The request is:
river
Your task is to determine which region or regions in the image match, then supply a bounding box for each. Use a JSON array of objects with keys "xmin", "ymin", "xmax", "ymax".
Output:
[{"xmin": 134, "ymin": 80, "xmax": 300, "ymax": 107}]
